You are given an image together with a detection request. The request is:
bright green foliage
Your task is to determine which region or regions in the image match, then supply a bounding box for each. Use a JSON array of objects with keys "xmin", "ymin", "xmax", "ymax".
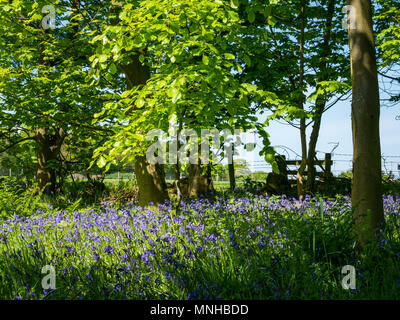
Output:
[
  {"xmin": 376, "ymin": 0, "xmax": 400, "ymax": 68},
  {"xmin": 0, "ymin": 0, "xmax": 111, "ymax": 182},
  {"xmin": 238, "ymin": 0, "xmax": 351, "ymax": 119},
  {"xmin": 89, "ymin": 0, "xmax": 285, "ymax": 170},
  {"xmin": 375, "ymin": 0, "xmax": 400, "ymax": 105},
  {"xmin": 0, "ymin": 177, "xmax": 50, "ymax": 221}
]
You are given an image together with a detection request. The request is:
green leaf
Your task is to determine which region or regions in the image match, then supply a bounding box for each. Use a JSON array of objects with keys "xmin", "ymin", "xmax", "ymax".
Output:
[
  {"xmin": 267, "ymin": 15, "xmax": 277, "ymax": 26},
  {"xmin": 121, "ymin": 91, "xmax": 131, "ymax": 98},
  {"xmin": 272, "ymin": 161, "xmax": 279, "ymax": 174},
  {"xmin": 230, "ymin": 0, "xmax": 239, "ymax": 9},
  {"xmin": 172, "ymin": 90, "xmax": 182, "ymax": 104},
  {"xmin": 217, "ymin": 83, "xmax": 224, "ymax": 95},
  {"xmin": 97, "ymin": 156, "xmax": 106, "ymax": 168},
  {"xmin": 202, "ymin": 55, "xmax": 209, "ymax": 65},
  {"xmin": 265, "ymin": 153, "xmax": 274, "ymax": 163},
  {"xmin": 98, "ymin": 55, "xmax": 108, "ymax": 63},
  {"xmin": 227, "ymin": 105, "xmax": 237, "ymax": 116},
  {"xmin": 243, "ymin": 55, "xmax": 251, "ymax": 67},
  {"xmin": 136, "ymin": 98, "xmax": 145, "ymax": 108},
  {"xmin": 109, "ymin": 63, "xmax": 117, "ymax": 74},
  {"xmin": 224, "ymin": 53, "xmax": 235, "ymax": 60},
  {"xmin": 248, "ymin": 10, "xmax": 256, "ymax": 23}
]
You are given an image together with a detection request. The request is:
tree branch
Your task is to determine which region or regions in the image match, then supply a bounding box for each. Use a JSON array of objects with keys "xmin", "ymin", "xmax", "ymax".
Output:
[{"xmin": 0, "ymin": 136, "xmax": 36, "ymax": 153}]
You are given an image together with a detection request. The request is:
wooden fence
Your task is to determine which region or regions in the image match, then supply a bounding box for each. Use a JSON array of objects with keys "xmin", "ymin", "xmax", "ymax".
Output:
[{"xmin": 281, "ymin": 153, "xmax": 333, "ymax": 180}]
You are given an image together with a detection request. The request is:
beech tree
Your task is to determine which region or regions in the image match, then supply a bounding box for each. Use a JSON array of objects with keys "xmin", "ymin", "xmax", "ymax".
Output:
[
  {"xmin": 0, "ymin": 0, "xmax": 111, "ymax": 193},
  {"xmin": 89, "ymin": 0, "xmax": 283, "ymax": 204},
  {"xmin": 348, "ymin": 0, "xmax": 385, "ymax": 245},
  {"xmin": 237, "ymin": 0, "xmax": 351, "ymax": 199}
]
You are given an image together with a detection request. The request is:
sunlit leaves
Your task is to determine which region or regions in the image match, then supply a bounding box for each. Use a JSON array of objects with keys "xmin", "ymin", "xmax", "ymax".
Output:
[
  {"xmin": 202, "ymin": 55, "xmax": 209, "ymax": 65},
  {"xmin": 96, "ymin": 156, "xmax": 106, "ymax": 169},
  {"xmin": 87, "ymin": 0, "xmax": 280, "ymax": 166},
  {"xmin": 376, "ymin": 1, "xmax": 400, "ymax": 67},
  {"xmin": 230, "ymin": 0, "xmax": 239, "ymax": 9},
  {"xmin": 109, "ymin": 63, "xmax": 117, "ymax": 74},
  {"xmin": 224, "ymin": 53, "xmax": 235, "ymax": 60},
  {"xmin": 0, "ymin": 0, "xmax": 111, "ymax": 175},
  {"xmin": 307, "ymin": 81, "xmax": 351, "ymax": 102}
]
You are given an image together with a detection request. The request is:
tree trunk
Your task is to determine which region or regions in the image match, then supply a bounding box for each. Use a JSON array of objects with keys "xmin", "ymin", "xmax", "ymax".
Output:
[
  {"xmin": 305, "ymin": 0, "xmax": 336, "ymax": 194},
  {"xmin": 110, "ymin": 4, "xmax": 169, "ymax": 206},
  {"xmin": 173, "ymin": 119, "xmax": 182, "ymax": 180},
  {"xmin": 228, "ymin": 144, "xmax": 235, "ymax": 190},
  {"xmin": 174, "ymin": 164, "xmax": 180, "ymax": 180},
  {"xmin": 134, "ymin": 155, "xmax": 169, "ymax": 207},
  {"xmin": 228, "ymin": 162, "xmax": 235, "ymax": 191},
  {"xmin": 188, "ymin": 162, "xmax": 214, "ymax": 198},
  {"xmin": 121, "ymin": 55, "xmax": 169, "ymax": 206},
  {"xmin": 305, "ymin": 112, "xmax": 321, "ymax": 193},
  {"xmin": 296, "ymin": 0, "xmax": 307, "ymax": 202},
  {"xmin": 348, "ymin": 0, "xmax": 384, "ymax": 245},
  {"xmin": 35, "ymin": 128, "xmax": 65, "ymax": 194},
  {"xmin": 187, "ymin": 135, "xmax": 214, "ymax": 197}
]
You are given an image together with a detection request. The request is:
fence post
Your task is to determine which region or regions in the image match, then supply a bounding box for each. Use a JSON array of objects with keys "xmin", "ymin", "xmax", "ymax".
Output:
[{"xmin": 325, "ymin": 153, "xmax": 332, "ymax": 178}]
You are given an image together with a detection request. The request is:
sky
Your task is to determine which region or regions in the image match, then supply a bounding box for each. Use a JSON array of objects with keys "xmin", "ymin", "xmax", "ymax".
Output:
[
  {"xmin": 264, "ymin": 98, "xmax": 400, "ymax": 177},
  {"xmin": 236, "ymin": 76, "xmax": 400, "ymax": 178}
]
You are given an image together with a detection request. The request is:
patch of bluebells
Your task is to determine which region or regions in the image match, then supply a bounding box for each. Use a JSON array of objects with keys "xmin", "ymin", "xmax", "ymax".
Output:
[{"xmin": 0, "ymin": 194, "xmax": 399, "ymax": 299}]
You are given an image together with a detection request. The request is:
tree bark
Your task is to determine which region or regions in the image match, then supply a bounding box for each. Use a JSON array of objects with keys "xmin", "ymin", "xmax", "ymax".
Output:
[
  {"xmin": 348, "ymin": 0, "xmax": 385, "ymax": 245},
  {"xmin": 121, "ymin": 55, "xmax": 169, "ymax": 207},
  {"xmin": 173, "ymin": 164, "xmax": 180, "ymax": 181},
  {"xmin": 35, "ymin": 128, "xmax": 65, "ymax": 194},
  {"xmin": 305, "ymin": 107, "xmax": 322, "ymax": 193},
  {"xmin": 173, "ymin": 119, "xmax": 183, "ymax": 180},
  {"xmin": 296, "ymin": 0, "xmax": 307, "ymax": 201},
  {"xmin": 228, "ymin": 144, "xmax": 235, "ymax": 191},
  {"xmin": 305, "ymin": 0, "xmax": 336, "ymax": 193},
  {"xmin": 188, "ymin": 162, "xmax": 214, "ymax": 198},
  {"xmin": 134, "ymin": 155, "xmax": 169, "ymax": 207},
  {"xmin": 228, "ymin": 162, "xmax": 235, "ymax": 191}
]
